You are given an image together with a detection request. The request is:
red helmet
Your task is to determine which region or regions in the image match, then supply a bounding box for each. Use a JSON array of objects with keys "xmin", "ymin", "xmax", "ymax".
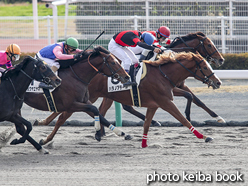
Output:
[{"xmin": 156, "ymin": 26, "xmax": 170, "ymax": 38}]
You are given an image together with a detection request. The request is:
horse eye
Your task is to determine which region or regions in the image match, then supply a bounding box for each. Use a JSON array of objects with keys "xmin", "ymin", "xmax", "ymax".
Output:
[
  {"xmin": 203, "ymin": 66, "xmax": 208, "ymax": 70},
  {"xmin": 112, "ymin": 62, "xmax": 115, "ymax": 65},
  {"xmin": 208, "ymin": 44, "xmax": 212, "ymax": 48},
  {"xmin": 41, "ymin": 66, "xmax": 46, "ymax": 70}
]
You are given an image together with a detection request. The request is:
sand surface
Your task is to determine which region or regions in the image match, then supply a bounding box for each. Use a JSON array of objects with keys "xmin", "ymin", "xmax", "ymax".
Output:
[{"xmin": 0, "ymin": 79, "xmax": 248, "ymax": 186}]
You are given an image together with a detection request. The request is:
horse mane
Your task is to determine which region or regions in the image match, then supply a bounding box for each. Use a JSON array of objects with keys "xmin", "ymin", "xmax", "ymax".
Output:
[
  {"xmin": 168, "ymin": 31, "xmax": 206, "ymax": 48},
  {"xmin": 2, "ymin": 56, "xmax": 34, "ymax": 79},
  {"xmin": 143, "ymin": 51, "xmax": 196, "ymax": 66},
  {"xmin": 57, "ymin": 45, "xmax": 110, "ymax": 69}
]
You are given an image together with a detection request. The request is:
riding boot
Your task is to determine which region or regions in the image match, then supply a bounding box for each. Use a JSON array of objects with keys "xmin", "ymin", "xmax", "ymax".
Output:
[
  {"xmin": 51, "ymin": 66, "xmax": 59, "ymax": 73},
  {"xmin": 123, "ymin": 69, "xmax": 137, "ymax": 88},
  {"xmin": 39, "ymin": 82, "xmax": 54, "ymax": 89}
]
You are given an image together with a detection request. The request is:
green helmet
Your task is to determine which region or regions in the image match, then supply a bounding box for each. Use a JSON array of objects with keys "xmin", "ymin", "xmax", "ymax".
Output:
[{"xmin": 65, "ymin": 37, "xmax": 79, "ymax": 49}]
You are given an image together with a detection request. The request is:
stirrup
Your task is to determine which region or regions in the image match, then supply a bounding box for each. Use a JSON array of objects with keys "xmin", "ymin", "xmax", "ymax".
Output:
[
  {"xmin": 39, "ymin": 82, "xmax": 53, "ymax": 89},
  {"xmin": 123, "ymin": 80, "xmax": 137, "ymax": 88}
]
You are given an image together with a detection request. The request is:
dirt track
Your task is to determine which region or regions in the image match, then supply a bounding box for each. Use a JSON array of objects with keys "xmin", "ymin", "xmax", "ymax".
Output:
[{"xmin": 0, "ymin": 79, "xmax": 248, "ymax": 186}]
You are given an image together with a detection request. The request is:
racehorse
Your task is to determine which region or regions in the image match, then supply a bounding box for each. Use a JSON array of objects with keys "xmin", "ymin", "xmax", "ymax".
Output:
[
  {"xmin": 36, "ymin": 32, "xmax": 225, "ymax": 140},
  {"xmin": 23, "ymin": 46, "xmax": 130, "ymax": 145},
  {"xmin": 34, "ymin": 51, "xmax": 221, "ymax": 147},
  {"xmin": 95, "ymin": 31, "xmax": 226, "ymax": 130},
  {"xmin": 0, "ymin": 56, "xmax": 61, "ymax": 153}
]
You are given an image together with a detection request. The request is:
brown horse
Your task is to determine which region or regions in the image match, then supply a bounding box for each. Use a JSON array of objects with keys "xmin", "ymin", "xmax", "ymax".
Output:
[
  {"xmin": 96, "ymin": 32, "xmax": 226, "ymax": 129},
  {"xmin": 36, "ymin": 32, "xmax": 225, "ymax": 141},
  {"xmin": 35, "ymin": 51, "xmax": 221, "ymax": 147},
  {"xmin": 23, "ymin": 46, "xmax": 130, "ymax": 144}
]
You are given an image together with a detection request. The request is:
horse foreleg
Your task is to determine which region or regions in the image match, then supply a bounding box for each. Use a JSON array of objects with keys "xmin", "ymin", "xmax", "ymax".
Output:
[
  {"xmin": 142, "ymin": 107, "xmax": 157, "ymax": 148},
  {"xmin": 98, "ymin": 98, "xmax": 114, "ymax": 136},
  {"xmin": 12, "ymin": 122, "xmax": 48, "ymax": 153},
  {"xmin": 181, "ymin": 84, "xmax": 225, "ymax": 123},
  {"xmin": 173, "ymin": 87, "xmax": 193, "ymax": 121},
  {"xmin": 160, "ymin": 100, "xmax": 213, "ymax": 142},
  {"xmin": 39, "ymin": 112, "xmax": 73, "ymax": 146},
  {"xmin": 10, "ymin": 114, "xmax": 32, "ymax": 144},
  {"xmin": 35, "ymin": 112, "xmax": 61, "ymax": 126},
  {"xmin": 122, "ymin": 104, "xmax": 161, "ymax": 126}
]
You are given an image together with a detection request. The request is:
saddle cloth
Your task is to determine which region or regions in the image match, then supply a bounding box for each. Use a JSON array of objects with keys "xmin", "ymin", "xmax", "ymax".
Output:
[{"xmin": 107, "ymin": 62, "xmax": 147, "ymax": 93}]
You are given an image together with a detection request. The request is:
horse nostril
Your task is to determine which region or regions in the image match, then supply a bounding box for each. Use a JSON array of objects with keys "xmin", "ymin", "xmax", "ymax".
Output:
[
  {"xmin": 219, "ymin": 58, "xmax": 225, "ymax": 64},
  {"xmin": 56, "ymin": 79, "xmax": 61, "ymax": 84},
  {"xmin": 217, "ymin": 81, "xmax": 221, "ymax": 86}
]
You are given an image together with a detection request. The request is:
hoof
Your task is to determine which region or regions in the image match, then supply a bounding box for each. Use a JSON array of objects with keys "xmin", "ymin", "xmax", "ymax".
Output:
[
  {"xmin": 120, "ymin": 132, "xmax": 125, "ymax": 136},
  {"xmin": 214, "ymin": 116, "xmax": 226, "ymax": 123},
  {"xmin": 39, "ymin": 147, "xmax": 50, "ymax": 154},
  {"xmin": 152, "ymin": 121, "xmax": 161, "ymax": 127},
  {"xmin": 33, "ymin": 120, "xmax": 39, "ymax": 126},
  {"xmin": 205, "ymin": 137, "xmax": 213, "ymax": 143},
  {"xmin": 39, "ymin": 139, "xmax": 45, "ymax": 146},
  {"xmin": 10, "ymin": 138, "xmax": 18, "ymax": 145},
  {"xmin": 95, "ymin": 130, "xmax": 101, "ymax": 142},
  {"xmin": 124, "ymin": 135, "xmax": 133, "ymax": 140}
]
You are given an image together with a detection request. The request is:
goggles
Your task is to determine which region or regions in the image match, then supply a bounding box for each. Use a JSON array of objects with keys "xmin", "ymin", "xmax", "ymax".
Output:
[
  {"xmin": 67, "ymin": 46, "xmax": 76, "ymax": 52},
  {"xmin": 13, "ymin": 54, "xmax": 20, "ymax": 61}
]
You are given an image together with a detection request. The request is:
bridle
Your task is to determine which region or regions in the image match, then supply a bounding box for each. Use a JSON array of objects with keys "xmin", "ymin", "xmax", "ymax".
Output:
[
  {"xmin": 87, "ymin": 52, "xmax": 123, "ymax": 79},
  {"xmin": 170, "ymin": 36, "xmax": 219, "ymax": 63},
  {"xmin": 159, "ymin": 56, "xmax": 214, "ymax": 87},
  {"xmin": 70, "ymin": 51, "xmax": 123, "ymax": 85},
  {"xmin": 7, "ymin": 60, "xmax": 54, "ymax": 100}
]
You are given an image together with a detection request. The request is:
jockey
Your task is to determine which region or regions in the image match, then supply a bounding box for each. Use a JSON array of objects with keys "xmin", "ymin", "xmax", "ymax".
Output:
[
  {"xmin": 0, "ymin": 44, "xmax": 21, "ymax": 84},
  {"xmin": 139, "ymin": 26, "xmax": 171, "ymax": 61},
  {"xmin": 108, "ymin": 30, "xmax": 162, "ymax": 87},
  {"xmin": 144, "ymin": 26, "xmax": 171, "ymax": 47},
  {"xmin": 36, "ymin": 37, "xmax": 83, "ymax": 89}
]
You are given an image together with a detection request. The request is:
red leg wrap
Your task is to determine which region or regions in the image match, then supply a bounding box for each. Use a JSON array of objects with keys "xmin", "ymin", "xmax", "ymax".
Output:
[
  {"xmin": 142, "ymin": 134, "xmax": 148, "ymax": 148},
  {"xmin": 190, "ymin": 126, "xmax": 204, "ymax": 139}
]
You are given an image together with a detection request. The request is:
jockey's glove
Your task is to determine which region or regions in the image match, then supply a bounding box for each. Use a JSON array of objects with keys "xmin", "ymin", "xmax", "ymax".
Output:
[{"xmin": 73, "ymin": 53, "xmax": 82, "ymax": 61}]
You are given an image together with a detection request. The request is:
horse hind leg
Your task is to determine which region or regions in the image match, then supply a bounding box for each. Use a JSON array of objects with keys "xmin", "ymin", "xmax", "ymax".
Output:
[
  {"xmin": 34, "ymin": 112, "xmax": 61, "ymax": 126},
  {"xmin": 39, "ymin": 112, "xmax": 73, "ymax": 146}
]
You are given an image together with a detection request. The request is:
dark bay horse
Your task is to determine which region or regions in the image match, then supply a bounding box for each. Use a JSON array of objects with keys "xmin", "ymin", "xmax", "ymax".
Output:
[
  {"xmin": 34, "ymin": 51, "xmax": 222, "ymax": 147},
  {"xmin": 24, "ymin": 46, "xmax": 130, "ymax": 145},
  {"xmin": 0, "ymin": 56, "xmax": 61, "ymax": 153}
]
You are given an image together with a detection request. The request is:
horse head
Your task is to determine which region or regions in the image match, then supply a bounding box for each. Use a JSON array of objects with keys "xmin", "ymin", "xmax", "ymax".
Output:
[
  {"xmin": 33, "ymin": 57, "xmax": 61, "ymax": 88},
  {"xmin": 169, "ymin": 32, "xmax": 225, "ymax": 67},
  {"xmin": 89, "ymin": 46, "xmax": 129, "ymax": 84},
  {"xmin": 190, "ymin": 52, "xmax": 222, "ymax": 89},
  {"xmin": 146, "ymin": 51, "xmax": 221, "ymax": 89}
]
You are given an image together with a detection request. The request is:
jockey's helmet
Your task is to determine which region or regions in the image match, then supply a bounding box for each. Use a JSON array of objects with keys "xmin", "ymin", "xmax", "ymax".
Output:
[
  {"xmin": 6, "ymin": 44, "xmax": 21, "ymax": 61},
  {"xmin": 65, "ymin": 37, "xmax": 79, "ymax": 49},
  {"xmin": 156, "ymin": 26, "xmax": 170, "ymax": 39},
  {"xmin": 141, "ymin": 32, "xmax": 155, "ymax": 46}
]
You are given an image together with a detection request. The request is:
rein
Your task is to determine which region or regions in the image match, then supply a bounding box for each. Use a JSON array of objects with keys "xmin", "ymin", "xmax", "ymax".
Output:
[
  {"xmin": 175, "ymin": 58, "xmax": 214, "ymax": 83},
  {"xmin": 8, "ymin": 69, "xmax": 34, "ymax": 101},
  {"xmin": 87, "ymin": 52, "xmax": 123, "ymax": 79},
  {"xmin": 159, "ymin": 57, "xmax": 214, "ymax": 87},
  {"xmin": 172, "ymin": 36, "xmax": 218, "ymax": 61}
]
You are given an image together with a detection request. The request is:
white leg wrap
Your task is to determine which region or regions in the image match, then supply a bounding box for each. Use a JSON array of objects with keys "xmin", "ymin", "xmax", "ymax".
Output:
[
  {"xmin": 94, "ymin": 116, "xmax": 101, "ymax": 131},
  {"xmin": 109, "ymin": 124, "xmax": 122, "ymax": 136}
]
